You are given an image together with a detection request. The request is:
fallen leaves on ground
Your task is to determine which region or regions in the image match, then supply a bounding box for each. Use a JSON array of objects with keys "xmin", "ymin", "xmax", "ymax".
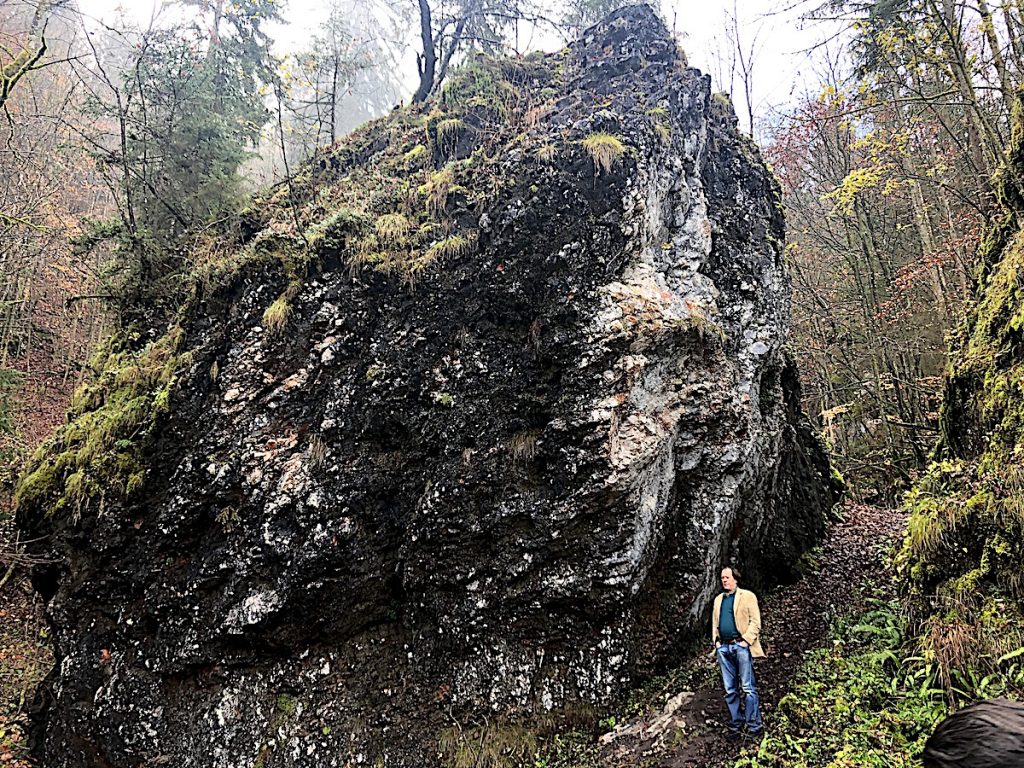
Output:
[{"xmin": 0, "ymin": 519, "xmax": 52, "ymax": 768}]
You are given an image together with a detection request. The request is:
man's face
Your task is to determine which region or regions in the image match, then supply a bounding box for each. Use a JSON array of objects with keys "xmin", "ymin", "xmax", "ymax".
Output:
[{"xmin": 721, "ymin": 568, "xmax": 737, "ymax": 592}]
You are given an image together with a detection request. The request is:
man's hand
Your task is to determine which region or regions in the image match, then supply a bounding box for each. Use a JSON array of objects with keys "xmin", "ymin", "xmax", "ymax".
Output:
[
  {"xmin": 715, "ymin": 641, "xmax": 721, "ymax": 648},
  {"xmin": 737, "ymin": 640, "xmax": 748, "ymax": 648}
]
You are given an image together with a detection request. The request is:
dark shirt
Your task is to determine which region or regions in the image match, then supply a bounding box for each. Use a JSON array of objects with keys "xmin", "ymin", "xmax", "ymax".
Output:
[{"xmin": 719, "ymin": 591, "xmax": 741, "ymax": 641}]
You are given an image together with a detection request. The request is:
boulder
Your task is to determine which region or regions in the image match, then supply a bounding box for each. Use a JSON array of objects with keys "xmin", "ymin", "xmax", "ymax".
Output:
[{"xmin": 18, "ymin": 6, "xmax": 839, "ymax": 766}]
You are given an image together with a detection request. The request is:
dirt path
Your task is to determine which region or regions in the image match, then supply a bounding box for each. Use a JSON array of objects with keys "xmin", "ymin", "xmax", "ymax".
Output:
[{"xmin": 597, "ymin": 503, "xmax": 908, "ymax": 767}]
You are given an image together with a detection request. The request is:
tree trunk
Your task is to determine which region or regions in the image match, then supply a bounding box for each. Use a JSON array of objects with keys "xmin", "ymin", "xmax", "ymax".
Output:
[
  {"xmin": 1001, "ymin": 1, "xmax": 1024, "ymax": 71},
  {"xmin": 931, "ymin": 0, "xmax": 1003, "ymax": 175},
  {"xmin": 412, "ymin": 0, "xmax": 435, "ymax": 103},
  {"xmin": 329, "ymin": 55, "xmax": 338, "ymax": 145},
  {"xmin": 977, "ymin": 0, "xmax": 1016, "ymax": 116},
  {"xmin": 434, "ymin": 15, "xmax": 468, "ymax": 97}
]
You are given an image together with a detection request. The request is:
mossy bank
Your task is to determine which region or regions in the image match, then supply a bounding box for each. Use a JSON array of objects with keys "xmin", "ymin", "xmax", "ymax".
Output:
[{"xmin": 899, "ymin": 91, "xmax": 1024, "ymax": 699}]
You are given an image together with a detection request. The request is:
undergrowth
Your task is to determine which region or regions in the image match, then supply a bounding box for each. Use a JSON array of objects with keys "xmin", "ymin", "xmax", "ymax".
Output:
[
  {"xmin": 892, "ymin": 189, "xmax": 1024, "ymax": 710},
  {"xmin": 735, "ymin": 594, "xmax": 946, "ymax": 768},
  {"xmin": 735, "ymin": 575, "xmax": 1024, "ymax": 768}
]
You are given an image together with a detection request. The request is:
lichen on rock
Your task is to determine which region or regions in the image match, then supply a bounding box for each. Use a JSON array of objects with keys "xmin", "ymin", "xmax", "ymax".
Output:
[{"xmin": 18, "ymin": 6, "xmax": 838, "ymax": 766}]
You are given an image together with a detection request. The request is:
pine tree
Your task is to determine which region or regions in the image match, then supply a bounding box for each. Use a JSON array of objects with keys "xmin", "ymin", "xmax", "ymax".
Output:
[{"xmin": 79, "ymin": 0, "xmax": 280, "ymax": 325}]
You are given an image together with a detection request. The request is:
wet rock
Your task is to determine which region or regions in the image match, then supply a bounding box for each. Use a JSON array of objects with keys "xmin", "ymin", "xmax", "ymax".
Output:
[{"xmin": 19, "ymin": 5, "xmax": 839, "ymax": 766}]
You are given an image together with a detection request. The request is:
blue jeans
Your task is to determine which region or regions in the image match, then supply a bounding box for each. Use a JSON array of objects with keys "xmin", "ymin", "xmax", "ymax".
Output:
[{"xmin": 716, "ymin": 641, "xmax": 763, "ymax": 732}]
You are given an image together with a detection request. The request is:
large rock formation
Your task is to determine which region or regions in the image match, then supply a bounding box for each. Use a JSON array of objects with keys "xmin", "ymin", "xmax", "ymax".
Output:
[{"xmin": 18, "ymin": 7, "xmax": 838, "ymax": 766}]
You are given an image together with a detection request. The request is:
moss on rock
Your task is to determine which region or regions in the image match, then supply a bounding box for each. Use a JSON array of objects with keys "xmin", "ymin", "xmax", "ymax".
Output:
[
  {"xmin": 16, "ymin": 328, "xmax": 189, "ymax": 521},
  {"xmin": 898, "ymin": 89, "xmax": 1024, "ymax": 701}
]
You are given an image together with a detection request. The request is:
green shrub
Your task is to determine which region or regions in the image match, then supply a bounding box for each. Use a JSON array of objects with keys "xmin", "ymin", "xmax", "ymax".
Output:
[
  {"xmin": 307, "ymin": 207, "xmax": 367, "ymax": 251},
  {"xmin": 441, "ymin": 56, "xmax": 514, "ymax": 118}
]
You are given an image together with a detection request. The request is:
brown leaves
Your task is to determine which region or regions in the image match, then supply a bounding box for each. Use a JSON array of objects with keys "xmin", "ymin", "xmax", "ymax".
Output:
[{"xmin": 0, "ymin": 557, "xmax": 50, "ymax": 768}]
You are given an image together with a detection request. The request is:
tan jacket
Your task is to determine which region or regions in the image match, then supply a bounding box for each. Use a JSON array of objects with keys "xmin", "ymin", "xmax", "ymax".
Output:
[{"xmin": 711, "ymin": 587, "xmax": 765, "ymax": 658}]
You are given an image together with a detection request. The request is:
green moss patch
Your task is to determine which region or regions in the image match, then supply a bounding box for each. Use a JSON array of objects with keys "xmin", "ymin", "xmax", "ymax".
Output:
[
  {"xmin": 897, "ymin": 228, "xmax": 1024, "ymax": 654},
  {"xmin": 896, "ymin": 90, "xmax": 1024, "ymax": 715},
  {"xmin": 15, "ymin": 329, "xmax": 190, "ymax": 521}
]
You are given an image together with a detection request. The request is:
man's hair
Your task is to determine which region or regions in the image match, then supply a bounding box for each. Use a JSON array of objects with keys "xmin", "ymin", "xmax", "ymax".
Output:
[
  {"xmin": 721, "ymin": 564, "xmax": 741, "ymax": 582},
  {"xmin": 923, "ymin": 699, "xmax": 1024, "ymax": 767}
]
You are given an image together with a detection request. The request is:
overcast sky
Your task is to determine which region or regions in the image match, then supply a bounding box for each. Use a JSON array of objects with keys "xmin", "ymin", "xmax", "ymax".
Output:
[{"xmin": 71, "ymin": 0, "xmax": 841, "ymax": 134}]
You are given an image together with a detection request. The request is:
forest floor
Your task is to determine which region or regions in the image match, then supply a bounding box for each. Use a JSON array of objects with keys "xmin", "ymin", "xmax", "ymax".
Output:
[
  {"xmin": 0, "ymin": 350, "xmax": 70, "ymax": 767},
  {"xmin": 0, "ymin": 517, "xmax": 50, "ymax": 768},
  {"xmin": 593, "ymin": 503, "xmax": 908, "ymax": 768}
]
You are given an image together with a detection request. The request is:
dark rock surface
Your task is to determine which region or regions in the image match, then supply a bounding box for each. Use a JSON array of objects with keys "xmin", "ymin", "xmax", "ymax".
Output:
[{"xmin": 18, "ymin": 6, "xmax": 839, "ymax": 766}]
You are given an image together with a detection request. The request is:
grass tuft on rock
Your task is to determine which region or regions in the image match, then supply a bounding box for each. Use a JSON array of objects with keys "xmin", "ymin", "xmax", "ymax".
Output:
[
  {"xmin": 263, "ymin": 295, "xmax": 292, "ymax": 335},
  {"xmin": 436, "ymin": 117, "xmax": 466, "ymax": 149},
  {"xmin": 536, "ymin": 143, "xmax": 557, "ymax": 164},
  {"xmin": 419, "ymin": 166, "xmax": 456, "ymax": 216},
  {"xmin": 374, "ymin": 213, "xmax": 412, "ymax": 245},
  {"xmin": 438, "ymin": 723, "xmax": 538, "ymax": 768},
  {"xmin": 581, "ymin": 133, "xmax": 626, "ymax": 174},
  {"xmin": 421, "ymin": 232, "xmax": 475, "ymax": 266}
]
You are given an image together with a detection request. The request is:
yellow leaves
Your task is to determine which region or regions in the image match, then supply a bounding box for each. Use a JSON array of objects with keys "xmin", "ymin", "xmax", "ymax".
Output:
[
  {"xmin": 823, "ymin": 167, "xmax": 886, "ymax": 215},
  {"xmin": 881, "ymin": 178, "xmax": 903, "ymax": 197},
  {"xmin": 823, "ymin": 127, "xmax": 913, "ymax": 213},
  {"xmin": 849, "ymin": 130, "xmax": 910, "ymax": 160}
]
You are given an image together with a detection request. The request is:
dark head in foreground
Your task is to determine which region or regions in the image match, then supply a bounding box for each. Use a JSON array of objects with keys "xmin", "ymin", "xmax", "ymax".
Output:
[{"xmin": 923, "ymin": 699, "xmax": 1024, "ymax": 767}]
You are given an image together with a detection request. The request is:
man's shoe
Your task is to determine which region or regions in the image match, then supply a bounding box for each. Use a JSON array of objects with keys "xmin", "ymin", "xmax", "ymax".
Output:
[
  {"xmin": 726, "ymin": 728, "xmax": 742, "ymax": 742},
  {"xmin": 745, "ymin": 727, "xmax": 764, "ymax": 738}
]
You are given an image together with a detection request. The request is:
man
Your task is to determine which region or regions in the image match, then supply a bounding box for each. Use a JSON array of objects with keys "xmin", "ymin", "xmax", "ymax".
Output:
[
  {"xmin": 923, "ymin": 698, "xmax": 1024, "ymax": 767},
  {"xmin": 711, "ymin": 565, "xmax": 764, "ymax": 738}
]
